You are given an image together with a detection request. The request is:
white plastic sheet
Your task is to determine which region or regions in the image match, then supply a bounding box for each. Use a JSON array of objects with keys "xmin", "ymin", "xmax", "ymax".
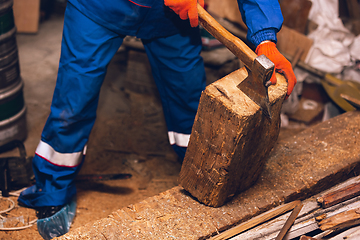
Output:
[{"xmin": 305, "ymin": 0, "xmax": 355, "ymax": 73}]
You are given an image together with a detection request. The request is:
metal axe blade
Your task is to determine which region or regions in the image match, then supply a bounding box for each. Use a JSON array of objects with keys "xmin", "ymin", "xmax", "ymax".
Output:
[
  {"xmin": 238, "ymin": 70, "xmax": 272, "ymax": 119},
  {"xmin": 197, "ymin": 5, "xmax": 274, "ymax": 119},
  {"xmin": 238, "ymin": 54, "xmax": 274, "ymax": 120}
]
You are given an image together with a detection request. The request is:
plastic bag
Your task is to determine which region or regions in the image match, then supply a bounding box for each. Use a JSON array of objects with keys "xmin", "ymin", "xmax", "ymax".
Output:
[
  {"xmin": 305, "ymin": 0, "xmax": 354, "ymax": 73},
  {"xmin": 37, "ymin": 197, "xmax": 76, "ymax": 240}
]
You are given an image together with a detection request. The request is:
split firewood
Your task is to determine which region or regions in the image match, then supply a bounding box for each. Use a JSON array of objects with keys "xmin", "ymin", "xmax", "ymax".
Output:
[
  {"xmin": 317, "ymin": 182, "xmax": 360, "ymax": 208},
  {"xmin": 318, "ymin": 207, "xmax": 360, "ymax": 232}
]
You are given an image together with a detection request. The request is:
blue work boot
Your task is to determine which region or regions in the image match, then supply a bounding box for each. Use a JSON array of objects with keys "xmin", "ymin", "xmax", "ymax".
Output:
[{"xmin": 36, "ymin": 197, "xmax": 77, "ymax": 240}]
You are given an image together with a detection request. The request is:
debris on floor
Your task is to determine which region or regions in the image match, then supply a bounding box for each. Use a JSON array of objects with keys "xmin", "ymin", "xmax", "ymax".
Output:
[
  {"xmin": 2, "ymin": 1, "xmax": 360, "ymax": 239},
  {"xmin": 229, "ymin": 175, "xmax": 360, "ymax": 240},
  {"xmin": 57, "ymin": 111, "xmax": 360, "ymax": 239}
]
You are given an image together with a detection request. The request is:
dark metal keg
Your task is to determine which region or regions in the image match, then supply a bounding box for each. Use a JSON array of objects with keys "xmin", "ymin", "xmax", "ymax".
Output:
[
  {"xmin": 0, "ymin": 80, "xmax": 27, "ymax": 146},
  {"xmin": 0, "ymin": 0, "xmax": 26, "ymax": 145},
  {"xmin": 0, "ymin": 1, "xmax": 20, "ymax": 90}
]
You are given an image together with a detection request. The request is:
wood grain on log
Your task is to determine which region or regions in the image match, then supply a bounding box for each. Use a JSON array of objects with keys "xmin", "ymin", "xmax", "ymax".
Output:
[{"xmin": 179, "ymin": 68, "xmax": 287, "ymax": 207}]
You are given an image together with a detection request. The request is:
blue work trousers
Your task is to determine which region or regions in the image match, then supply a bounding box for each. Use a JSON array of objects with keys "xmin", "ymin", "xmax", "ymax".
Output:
[{"xmin": 18, "ymin": 3, "xmax": 205, "ymax": 208}]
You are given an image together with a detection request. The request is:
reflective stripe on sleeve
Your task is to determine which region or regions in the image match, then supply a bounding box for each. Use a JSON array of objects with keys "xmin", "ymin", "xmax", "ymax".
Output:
[
  {"xmin": 168, "ymin": 131, "xmax": 190, "ymax": 148},
  {"xmin": 35, "ymin": 141, "xmax": 86, "ymax": 167}
]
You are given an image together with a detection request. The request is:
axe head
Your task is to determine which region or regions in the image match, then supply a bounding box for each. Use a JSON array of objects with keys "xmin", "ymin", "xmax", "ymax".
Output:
[{"xmin": 237, "ymin": 55, "xmax": 274, "ymax": 120}]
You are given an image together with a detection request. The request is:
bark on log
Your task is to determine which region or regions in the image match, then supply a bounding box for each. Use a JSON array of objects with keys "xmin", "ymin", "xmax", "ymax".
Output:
[{"xmin": 179, "ymin": 68, "xmax": 287, "ymax": 207}]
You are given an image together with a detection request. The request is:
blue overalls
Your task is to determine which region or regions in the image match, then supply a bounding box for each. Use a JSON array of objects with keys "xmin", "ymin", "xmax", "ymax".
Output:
[{"xmin": 18, "ymin": 0, "xmax": 283, "ymax": 208}]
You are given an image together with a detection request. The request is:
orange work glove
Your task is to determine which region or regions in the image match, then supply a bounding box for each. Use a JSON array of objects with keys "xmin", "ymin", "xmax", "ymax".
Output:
[
  {"xmin": 164, "ymin": 0, "xmax": 204, "ymax": 27},
  {"xmin": 256, "ymin": 41, "xmax": 297, "ymax": 99}
]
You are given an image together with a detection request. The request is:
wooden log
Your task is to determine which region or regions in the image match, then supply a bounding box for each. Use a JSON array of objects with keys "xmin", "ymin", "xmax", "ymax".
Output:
[
  {"xmin": 178, "ymin": 68, "xmax": 287, "ymax": 207},
  {"xmin": 317, "ymin": 182, "xmax": 360, "ymax": 209},
  {"xmin": 56, "ymin": 111, "xmax": 360, "ymax": 240}
]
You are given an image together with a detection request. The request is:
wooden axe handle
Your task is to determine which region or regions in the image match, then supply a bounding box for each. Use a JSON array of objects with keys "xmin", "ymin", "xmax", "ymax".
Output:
[{"xmin": 197, "ymin": 3, "xmax": 257, "ymax": 69}]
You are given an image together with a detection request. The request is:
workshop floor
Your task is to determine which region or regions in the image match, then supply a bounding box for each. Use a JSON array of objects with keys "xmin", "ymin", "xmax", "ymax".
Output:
[
  {"xmin": 0, "ymin": 13, "xmax": 183, "ymax": 239},
  {"xmin": 0, "ymin": 13, "xmax": 306, "ymax": 239}
]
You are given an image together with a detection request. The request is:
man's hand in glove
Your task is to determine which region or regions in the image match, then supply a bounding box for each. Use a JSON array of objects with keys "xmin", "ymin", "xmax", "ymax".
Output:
[
  {"xmin": 164, "ymin": 0, "xmax": 204, "ymax": 27},
  {"xmin": 256, "ymin": 41, "xmax": 297, "ymax": 99}
]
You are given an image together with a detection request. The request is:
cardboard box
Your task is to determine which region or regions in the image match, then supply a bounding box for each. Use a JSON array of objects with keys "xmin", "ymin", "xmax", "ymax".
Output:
[
  {"xmin": 206, "ymin": 0, "xmax": 247, "ymax": 30},
  {"xmin": 13, "ymin": 0, "xmax": 40, "ymax": 33}
]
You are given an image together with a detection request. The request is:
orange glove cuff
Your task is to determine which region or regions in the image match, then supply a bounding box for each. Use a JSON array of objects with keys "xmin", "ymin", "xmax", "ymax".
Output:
[
  {"xmin": 256, "ymin": 41, "xmax": 297, "ymax": 99},
  {"xmin": 164, "ymin": 0, "xmax": 204, "ymax": 27}
]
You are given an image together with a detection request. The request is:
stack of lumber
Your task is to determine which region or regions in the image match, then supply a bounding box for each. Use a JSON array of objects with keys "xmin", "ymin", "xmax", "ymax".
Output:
[{"xmin": 227, "ymin": 175, "xmax": 360, "ymax": 239}]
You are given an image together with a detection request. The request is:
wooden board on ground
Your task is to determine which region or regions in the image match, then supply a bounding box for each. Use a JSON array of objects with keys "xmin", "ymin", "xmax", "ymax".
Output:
[
  {"xmin": 57, "ymin": 110, "xmax": 360, "ymax": 240},
  {"xmin": 178, "ymin": 70, "xmax": 287, "ymax": 207}
]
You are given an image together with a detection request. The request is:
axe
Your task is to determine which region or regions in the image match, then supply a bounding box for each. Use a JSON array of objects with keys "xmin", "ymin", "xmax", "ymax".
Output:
[{"xmin": 197, "ymin": 4, "xmax": 274, "ymax": 119}]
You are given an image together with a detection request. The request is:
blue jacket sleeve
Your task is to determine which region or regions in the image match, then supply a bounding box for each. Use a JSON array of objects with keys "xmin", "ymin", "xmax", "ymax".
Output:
[{"xmin": 237, "ymin": 0, "xmax": 283, "ymax": 47}]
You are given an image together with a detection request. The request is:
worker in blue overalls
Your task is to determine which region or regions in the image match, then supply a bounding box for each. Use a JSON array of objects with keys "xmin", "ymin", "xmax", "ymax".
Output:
[{"xmin": 18, "ymin": 0, "xmax": 296, "ymax": 239}]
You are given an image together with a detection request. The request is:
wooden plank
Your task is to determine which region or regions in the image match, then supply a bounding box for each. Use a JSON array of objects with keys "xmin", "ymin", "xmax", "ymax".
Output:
[
  {"xmin": 209, "ymin": 201, "xmax": 301, "ymax": 240},
  {"xmin": 275, "ymin": 202, "xmax": 303, "ymax": 240},
  {"xmin": 57, "ymin": 111, "xmax": 360, "ymax": 240},
  {"xmin": 317, "ymin": 182, "xmax": 360, "ymax": 209},
  {"xmin": 231, "ymin": 177, "xmax": 360, "ymax": 240},
  {"xmin": 319, "ymin": 208, "xmax": 360, "ymax": 232},
  {"xmin": 178, "ymin": 69, "xmax": 287, "ymax": 207}
]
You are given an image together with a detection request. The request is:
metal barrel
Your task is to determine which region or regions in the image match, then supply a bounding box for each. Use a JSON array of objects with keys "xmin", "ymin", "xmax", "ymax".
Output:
[
  {"xmin": 0, "ymin": 0, "xmax": 27, "ymax": 146},
  {"xmin": 0, "ymin": 0, "xmax": 20, "ymax": 90},
  {"xmin": 0, "ymin": 80, "xmax": 26, "ymax": 146}
]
